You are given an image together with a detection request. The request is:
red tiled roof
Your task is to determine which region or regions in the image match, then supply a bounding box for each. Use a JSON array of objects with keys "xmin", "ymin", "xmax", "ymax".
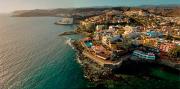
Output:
[{"xmin": 82, "ymin": 37, "xmax": 92, "ymax": 41}]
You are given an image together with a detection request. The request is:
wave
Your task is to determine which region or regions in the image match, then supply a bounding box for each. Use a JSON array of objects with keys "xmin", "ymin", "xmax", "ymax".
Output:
[
  {"xmin": 64, "ymin": 36, "xmax": 75, "ymax": 50},
  {"xmin": 63, "ymin": 36, "xmax": 84, "ymax": 65},
  {"xmin": 76, "ymin": 54, "xmax": 83, "ymax": 65}
]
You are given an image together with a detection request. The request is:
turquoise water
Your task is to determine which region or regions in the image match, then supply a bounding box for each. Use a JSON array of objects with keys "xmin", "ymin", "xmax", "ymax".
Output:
[
  {"xmin": 151, "ymin": 67, "xmax": 180, "ymax": 81},
  {"xmin": 84, "ymin": 41, "xmax": 93, "ymax": 48},
  {"xmin": 0, "ymin": 14, "xmax": 87, "ymax": 89}
]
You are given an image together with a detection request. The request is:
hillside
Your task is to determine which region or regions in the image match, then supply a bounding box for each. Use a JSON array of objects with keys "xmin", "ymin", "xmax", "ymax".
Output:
[{"xmin": 12, "ymin": 6, "xmax": 180, "ymax": 17}]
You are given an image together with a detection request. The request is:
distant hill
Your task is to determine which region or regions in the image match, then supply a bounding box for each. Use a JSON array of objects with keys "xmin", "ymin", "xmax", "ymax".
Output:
[
  {"xmin": 139, "ymin": 4, "xmax": 180, "ymax": 8},
  {"xmin": 12, "ymin": 5, "xmax": 180, "ymax": 17},
  {"xmin": 12, "ymin": 8, "xmax": 110, "ymax": 17}
]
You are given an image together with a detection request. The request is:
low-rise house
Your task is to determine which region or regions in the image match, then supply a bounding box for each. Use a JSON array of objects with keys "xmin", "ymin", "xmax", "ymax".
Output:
[
  {"xmin": 143, "ymin": 38, "xmax": 158, "ymax": 47},
  {"xmin": 109, "ymin": 35, "xmax": 124, "ymax": 50},
  {"xmin": 101, "ymin": 34, "xmax": 112, "ymax": 46},
  {"xmin": 174, "ymin": 29, "xmax": 180, "ymax": 36},
  {"xmin": 92, "ymin": 45, "xmax": 105, "ymax": 54},
  {"xmin": 94, "ymin": 33, "xmax": 101, "ymax": 40},
  {"xmin": 109, "ymin": 26, "xmax": 120, "ymax": 31},
  {"xmin": 136, "ymin": 26, "xmax": 145, "ymax": 32},
  {"xmin": 132, "ymin": 50, "xmax": 156, "ymax": 60},
  {"xmin": 157, "ymin": 38, "xmax": 165, "ymax": 43},
  {"xmin": 91, "ymin": 45, "xmax": 110, "ymax": 60},
  {"xmin": 102, "ymin": 34, "xmax": 124, "ymax": 50},
  {"xmin": 108, "ymin": 26, "xmax": 123, "ymax": 35},
  {"xmin": 124, "ymin": 10, "xmax": 145, "ymax": 16},
  {"xmin": 123, "ymin": 26, "xmax": 140, "ymax": 39},
  {"xmin": 80, "ymin": 21, "xmax": 89, "ymax": 26},
  {"xmin": 96, "ymin": 25, "xmax": 106, "ymax": 31},
  {"xmin": 132, "ymin": 37, "xmax": 144, "ymax": 46},
  {"xmin": 159, "ymin": 43, "xmax": 176, "ymax": 52},
  {"xmin": 172, "ymin": 40, "xmax": 180, "ymax": 46},
  {"xmin": 145, "ymin": 46, "xmax": 160, "ymax": 55}
]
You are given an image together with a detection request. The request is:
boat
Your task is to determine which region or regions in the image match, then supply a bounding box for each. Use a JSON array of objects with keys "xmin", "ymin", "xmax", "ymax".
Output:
[{"xmin": 55, "ymin": 18, "xmax": 73, "ymax": 25}]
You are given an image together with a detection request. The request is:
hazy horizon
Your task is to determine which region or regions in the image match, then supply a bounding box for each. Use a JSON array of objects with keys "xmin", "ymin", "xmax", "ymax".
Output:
[{"xmin": 0, "ymin": 0, "xmax": 180, "ymax": 13}]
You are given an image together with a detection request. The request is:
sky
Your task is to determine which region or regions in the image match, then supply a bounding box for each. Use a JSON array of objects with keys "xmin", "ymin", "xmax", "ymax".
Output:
[{"xmin": 0, "ymin": 0, "xmax": 180, "ymax": 13}]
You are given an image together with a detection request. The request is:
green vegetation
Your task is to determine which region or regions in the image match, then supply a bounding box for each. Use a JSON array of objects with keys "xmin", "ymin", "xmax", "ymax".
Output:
[
  {"xmin": 168, "ymin": 46, "xmax": 180, "ymax": 59},
  {"xmin": 84, "ymin": 23, "xmax": 96, "ymax": 33},
  {"xmin": 122, "ymin": 36, "xmax": 132, "ymax": 49},
  {"xmin": 103, "ymin": 74, "xmax": 180, "ymax": 89},
  {"xmin": 117, "ymin": 30, "xmax": 125, "ymax": 35},
  {"xmin": 165, "ymin": 34, "xmax": 173, "ymax": 40}
]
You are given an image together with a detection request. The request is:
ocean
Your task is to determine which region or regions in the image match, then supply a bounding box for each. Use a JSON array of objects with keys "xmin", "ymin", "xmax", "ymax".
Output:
[
  {"xmin": 0, "ymin": 14, "xmax": 87, "ymax": 89},
  {"xmin": 0, "ymin": 14, "xmax": 179, "ymax": 89}
]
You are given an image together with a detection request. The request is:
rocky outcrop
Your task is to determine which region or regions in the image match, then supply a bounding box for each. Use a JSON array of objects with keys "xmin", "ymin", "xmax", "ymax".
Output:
[{"xmin": 59, "ymin": 31, "xmax": 78, "ymax": 36}]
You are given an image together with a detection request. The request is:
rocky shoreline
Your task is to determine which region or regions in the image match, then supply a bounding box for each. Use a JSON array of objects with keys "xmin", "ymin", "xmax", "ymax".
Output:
[
  {"xmin": 72, "ymin": 41, "xmax": 136, "ymax": 87},
  {"xmin": 59, "ymin": 31, "xmax": 78, "ymax": 36},
  {"xmin": 71, "ymin": 40, "xmax": 180, "ymax": 89},
  {"xmin": 72, "ymin": 41, "xmax": 139, "ymax": 87},
  {"xmin": 72, "ymin": 41, "xmax": 112, "ymax": 82}
]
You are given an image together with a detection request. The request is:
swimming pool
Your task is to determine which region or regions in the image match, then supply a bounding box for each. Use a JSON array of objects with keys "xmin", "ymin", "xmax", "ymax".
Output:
[{"xmin": 84, "ymin": 41, "xmax": 93, "ymax": 48}]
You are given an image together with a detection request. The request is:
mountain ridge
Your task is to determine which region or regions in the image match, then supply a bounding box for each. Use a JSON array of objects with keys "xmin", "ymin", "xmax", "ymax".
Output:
[{"xmin": 12, "ymin": 4, "xmax": 180, "ymax": 17}]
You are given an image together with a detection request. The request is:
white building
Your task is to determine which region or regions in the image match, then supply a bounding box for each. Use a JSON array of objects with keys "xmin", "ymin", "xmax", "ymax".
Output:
[{"xmin": 123, "ymin": 26, "xmax": 140, "ymax": 39}]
